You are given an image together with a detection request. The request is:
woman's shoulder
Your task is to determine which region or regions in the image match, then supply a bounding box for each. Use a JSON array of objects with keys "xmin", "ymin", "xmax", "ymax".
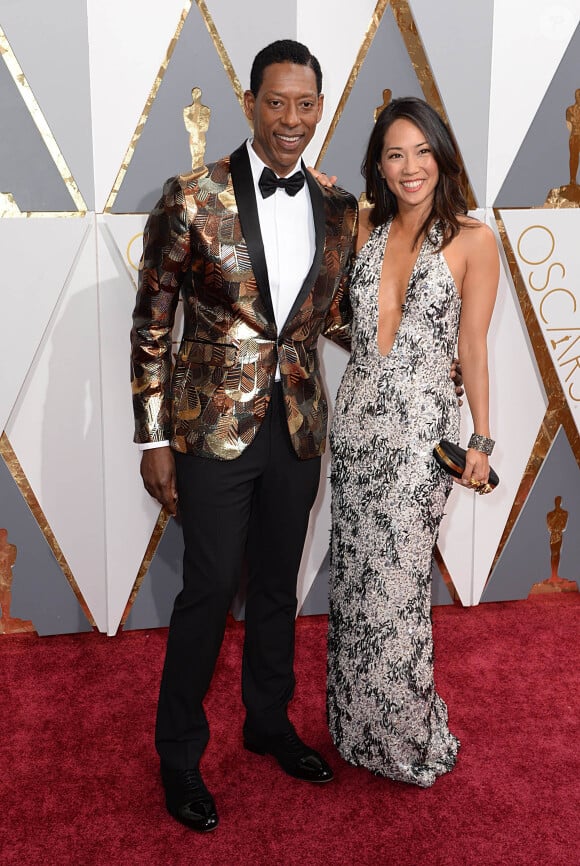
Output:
[
  {"xmin": 455, "ymin": 213, "xmax": 493, "ymax": 234},
  {"xmin": 453, "ymin": 215, "xmax": 497, "ymax": 254},
  {"xmin": 445, "ymin": 216, "xmax": 499, "ymax": 286}
]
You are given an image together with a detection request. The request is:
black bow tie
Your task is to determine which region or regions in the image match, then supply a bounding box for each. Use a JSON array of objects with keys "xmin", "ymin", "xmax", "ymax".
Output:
[{"xmin": 258, "ymin": 167, "xmax": 305, "ymax": 199}]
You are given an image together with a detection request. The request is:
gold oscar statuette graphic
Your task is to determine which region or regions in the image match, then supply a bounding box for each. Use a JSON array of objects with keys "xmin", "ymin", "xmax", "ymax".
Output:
[
  {"xmin": 183, "ymin": 87, "xmax": 211, "ymax": 171},
  {"xmin": 0, "ymin": 528, "xmax": 35, "ymax": 634},
  {"xmin": 374, "ymin": 88, "xmax": 392, "ymax": 121},
  {"xmin": 529, "ymin": 497, "xmax": 579, "ymax": 595},
  {"xmin": 545, "ymin": 89, "xmax": 580, "ymax": 207},
  {"xmin": 567, "ymin": 89, "xmax": 580, "ymax": 187}
]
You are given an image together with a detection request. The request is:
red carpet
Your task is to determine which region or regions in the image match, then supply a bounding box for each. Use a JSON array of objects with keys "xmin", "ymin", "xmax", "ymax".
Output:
[{"xmin": 1, "ymin": 595, "xmax": 579, "ymax": 866}]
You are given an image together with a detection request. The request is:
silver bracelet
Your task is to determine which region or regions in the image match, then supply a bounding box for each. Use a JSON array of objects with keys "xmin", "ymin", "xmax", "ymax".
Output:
[{"xmin": 468, "ymin": 433, "xmax": 495, "ymax": 455}]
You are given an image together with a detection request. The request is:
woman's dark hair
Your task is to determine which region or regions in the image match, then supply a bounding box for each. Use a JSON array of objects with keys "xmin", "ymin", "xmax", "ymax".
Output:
[
  {"xmin": 250, "ymin": 40, "xmax": 322, "ymax": 96},
  {"xmin": 362, "ymin": 96, "xmax": 468, "ymax": 249}
]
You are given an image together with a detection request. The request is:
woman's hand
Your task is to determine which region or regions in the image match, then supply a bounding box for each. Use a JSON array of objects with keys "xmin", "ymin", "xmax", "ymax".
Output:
[{"xmin": 460, "ymin": 448, "xmax": 493, "ymax": 495}]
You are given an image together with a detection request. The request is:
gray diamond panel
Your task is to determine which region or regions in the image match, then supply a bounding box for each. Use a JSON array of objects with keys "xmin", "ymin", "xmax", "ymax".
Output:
[
  {"xmin": 483, "ymin": 426, "xmax": 580, "ymax": 601},
  {"xmin": 495, "ymin": 23, "xmax": 580, "ymax": 207},
  {"xmin": 0, "ymin": 455, "xmax": 92, "ymax": 635},
  {"xmin": 319, "ymin": 6, "xmax": 424, "ymax": 201},
  {"xmin": 0, "ymin": 61, "xmax": 77, "ymax": 211},
  {"xmin": 112, "ymin": 1, "xmax": 250, "ymax": 214}
]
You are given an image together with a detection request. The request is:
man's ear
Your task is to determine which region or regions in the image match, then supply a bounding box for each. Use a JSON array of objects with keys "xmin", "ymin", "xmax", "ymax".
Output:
[
  {"xmin": 243, "ymin": 90, "xmax": 255, "ymax": 125},
  {"xmin": 316, "ymin": 93, "xmax": 324, "ymax": 123}
]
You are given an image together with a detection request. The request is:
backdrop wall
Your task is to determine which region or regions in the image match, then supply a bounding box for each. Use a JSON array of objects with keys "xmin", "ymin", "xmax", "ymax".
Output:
[{"xmin": 1, "ymin": 0, "xmax": 579, "ymax": 636}]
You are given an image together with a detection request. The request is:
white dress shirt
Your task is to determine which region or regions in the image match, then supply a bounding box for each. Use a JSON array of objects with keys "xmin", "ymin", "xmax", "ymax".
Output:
[
  {"xmin": 245, "ymin": 140, "xmax": 315, "ymax": 336},
  {"xmin": 140, "ymin": 140, "xmax": 315, "ymax": 450}
]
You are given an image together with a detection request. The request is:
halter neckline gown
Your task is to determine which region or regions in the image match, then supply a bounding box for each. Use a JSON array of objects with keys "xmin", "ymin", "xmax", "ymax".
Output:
[{"xmin": 328, "ymin": 218, "xmax": 461, "ymax": 787}]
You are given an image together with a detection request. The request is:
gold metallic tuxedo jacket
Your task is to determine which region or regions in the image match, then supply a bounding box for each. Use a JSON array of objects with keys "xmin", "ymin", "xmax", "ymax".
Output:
[{"xmin": 131, "ymin": 143, "xmax": 357, "ymax": 461}]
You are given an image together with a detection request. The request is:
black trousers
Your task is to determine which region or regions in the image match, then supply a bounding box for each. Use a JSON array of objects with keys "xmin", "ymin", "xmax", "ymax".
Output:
[{"xmin": 155, "ymin": 385, "xmax": 322, "ymax": 770}]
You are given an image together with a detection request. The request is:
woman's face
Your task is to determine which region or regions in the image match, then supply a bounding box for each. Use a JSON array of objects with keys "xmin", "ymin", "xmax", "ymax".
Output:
[{"xmin": 378, "ymin": 118, "xmax": 439, "ymax": 211}]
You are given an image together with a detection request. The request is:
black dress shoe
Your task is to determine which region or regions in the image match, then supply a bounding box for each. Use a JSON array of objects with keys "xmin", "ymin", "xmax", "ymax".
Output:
[
  {"xmin": 161, "ymin": 766, "xmax": 218, "ymax": 833},
  {"xmin": 243, "ymin": 726, "xmax": 334, "ymax": 783}
]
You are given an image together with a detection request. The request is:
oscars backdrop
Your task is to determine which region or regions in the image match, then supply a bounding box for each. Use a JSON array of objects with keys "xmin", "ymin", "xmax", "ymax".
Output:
[{"xmin": 1, "ymin": 0, "xmax": 579, "ymax": 636}]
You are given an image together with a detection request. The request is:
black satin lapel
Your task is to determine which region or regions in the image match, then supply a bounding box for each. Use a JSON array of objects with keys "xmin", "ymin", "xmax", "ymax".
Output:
[
  {"xmin": 280, "ymin": 165, "xmax": 326, "ymax": 333},
  {"xmin": 230, "ymin": 144, "xmax": 275, "ymax": 322}
]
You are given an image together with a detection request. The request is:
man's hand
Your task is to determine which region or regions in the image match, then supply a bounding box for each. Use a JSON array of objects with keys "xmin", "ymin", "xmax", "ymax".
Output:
[
  {"xmin": 307, "ymin": 166, "xmax": 337, "ymax": 187},
  {"xmin": 451, "ymin": 358, "xmax": 464, "ymax": 405},
  {"xmin": 140, "ymin": 447, "xmax": 178, "ymax": 516}
]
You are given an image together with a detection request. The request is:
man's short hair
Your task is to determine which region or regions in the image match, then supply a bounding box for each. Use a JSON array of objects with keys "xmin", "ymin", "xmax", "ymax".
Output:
[{"xmin": 250, "ymin": 39, "xmax": 322, "ymax": 96}]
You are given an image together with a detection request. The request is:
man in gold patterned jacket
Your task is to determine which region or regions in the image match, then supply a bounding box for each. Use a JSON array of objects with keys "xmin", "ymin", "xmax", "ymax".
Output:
[{"xmin": 130, "ymin": 40, "xmax": 357, "ymax": 832}]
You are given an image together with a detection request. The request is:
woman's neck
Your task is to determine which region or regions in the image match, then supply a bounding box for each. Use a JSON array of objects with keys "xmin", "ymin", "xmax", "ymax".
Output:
[{"xmin": 393, "ymin": 201, "xmax": 432, "ymax": 234}]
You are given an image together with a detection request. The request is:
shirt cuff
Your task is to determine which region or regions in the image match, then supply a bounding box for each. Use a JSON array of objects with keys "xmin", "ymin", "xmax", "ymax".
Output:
[{"xmin": 138, "ymin": 440, "xmax": 170, "ymax": 450}]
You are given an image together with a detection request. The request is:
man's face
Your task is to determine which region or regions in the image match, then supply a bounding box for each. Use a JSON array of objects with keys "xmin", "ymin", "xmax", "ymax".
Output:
[{"xmin": 244, "ymin": 62, "xmax": 323, "ymax": 177}]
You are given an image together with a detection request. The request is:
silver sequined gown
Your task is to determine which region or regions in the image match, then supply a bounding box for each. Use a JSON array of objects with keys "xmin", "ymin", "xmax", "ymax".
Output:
[{"xmin": 328, "ymin": 219, "xmax": 461, "ymax": 786}]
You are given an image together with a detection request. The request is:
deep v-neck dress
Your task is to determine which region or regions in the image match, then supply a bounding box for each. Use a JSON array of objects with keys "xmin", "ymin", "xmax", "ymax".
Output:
[{"xmin": 327, "ymin": 218, "xmax": 461, "ymax": 786}]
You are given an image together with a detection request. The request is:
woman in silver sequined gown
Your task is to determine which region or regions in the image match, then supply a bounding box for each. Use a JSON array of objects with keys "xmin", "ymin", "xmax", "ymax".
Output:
[{"xmin": 327, "ymin": 98, "xmax": 498, "ymax": 786}]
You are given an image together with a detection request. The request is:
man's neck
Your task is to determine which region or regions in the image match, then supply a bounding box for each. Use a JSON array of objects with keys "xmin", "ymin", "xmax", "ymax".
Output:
[{"xmin": 247, "ymin": 139, "xmax": 301, "ymax": 178}]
